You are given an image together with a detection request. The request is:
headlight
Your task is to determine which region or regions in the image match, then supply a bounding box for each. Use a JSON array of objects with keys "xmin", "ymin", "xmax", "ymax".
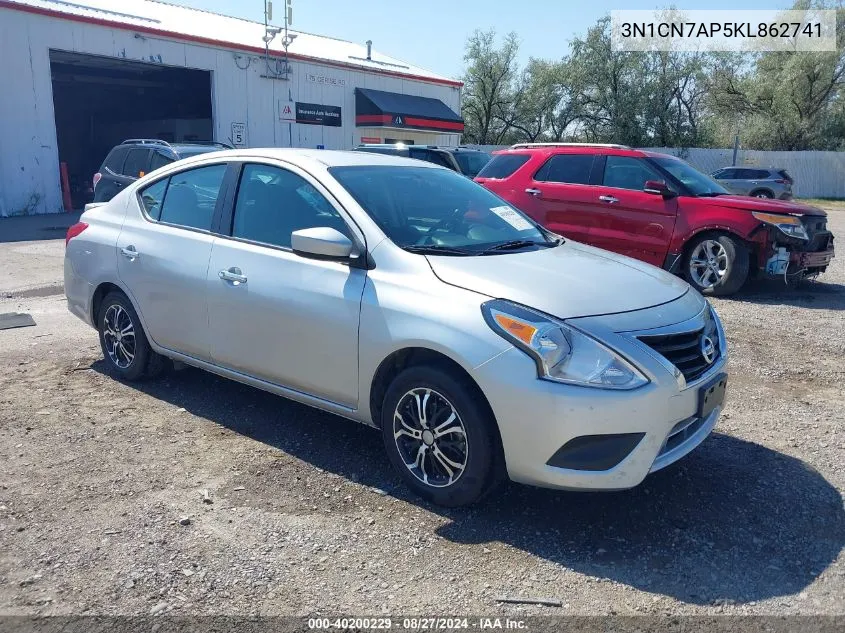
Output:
[
  {"xmin": 752, "ymin": 211, "xmax": 808, "ymax": 240},
  {"xmin": 481, "ymin": 299, "xmax": 649, "ymax": 390}
]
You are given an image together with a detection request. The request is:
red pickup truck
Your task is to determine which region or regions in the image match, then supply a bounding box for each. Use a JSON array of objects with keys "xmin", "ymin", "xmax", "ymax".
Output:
[{"xmin": 475, "ymin": 143, "xmax": 835, "ymax": 296}]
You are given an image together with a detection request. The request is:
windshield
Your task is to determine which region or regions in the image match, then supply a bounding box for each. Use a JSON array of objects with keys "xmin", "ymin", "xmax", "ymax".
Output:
[
  {"xmin": 649, "ymin": 156, "xmax": 729, "ymax": 197},
  {"xmin": 330, "ymin": 166, "xmax": 553, "ymax": 254},
  {"xmin": 452, "ymin": 151, "xmax": 492, "ymax": 177}
]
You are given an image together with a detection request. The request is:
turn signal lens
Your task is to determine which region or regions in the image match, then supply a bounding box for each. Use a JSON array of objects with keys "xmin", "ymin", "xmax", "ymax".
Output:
[
  {"xmin": 493, "ymin": 314, "xmax": 537, "ymax": 345},
  {"xmin": 752, "ymin": 211, "xmax": 801, "ymax": 225}
]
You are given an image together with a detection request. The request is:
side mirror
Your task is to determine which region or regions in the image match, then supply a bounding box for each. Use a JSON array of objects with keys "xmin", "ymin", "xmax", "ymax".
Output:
[
  {"xmin": 291, "ymin": 227, "xmax": 354, "ymax": 260},
  {"xmin": 644, "ymin": 180, "xmax": 675, "ymax": 198}
]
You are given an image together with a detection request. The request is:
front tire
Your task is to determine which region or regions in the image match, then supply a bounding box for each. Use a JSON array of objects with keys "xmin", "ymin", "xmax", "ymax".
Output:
[
  {"xmin": 684, "ymin": 233, "xmax": 750, "ymax": 296},
  {"xmin": 381, "ymin": 366, "xmax": 498, "ymax": 507},
  {"xmin": 97, "ymin": 291, "xmax": 165, "ymax": 381}
]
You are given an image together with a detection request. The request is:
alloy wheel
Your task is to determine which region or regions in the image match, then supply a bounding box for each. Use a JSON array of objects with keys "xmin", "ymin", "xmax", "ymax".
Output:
[
  {"xmin": 103, "ymin": 304, "xmax": 136, "ymax": 369},
  {"xmin": 392, "ymin": 388, "xmax": 468, "ymax": 488},
  {"xmin": 689, "ymin": 239, "xmax": 729, "ymax": 289}
]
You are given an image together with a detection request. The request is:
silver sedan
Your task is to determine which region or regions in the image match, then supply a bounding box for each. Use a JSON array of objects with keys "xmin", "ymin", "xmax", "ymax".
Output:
[{"xmin": 64, "ymin": 149, "xmax": 728, "ymax": 506}]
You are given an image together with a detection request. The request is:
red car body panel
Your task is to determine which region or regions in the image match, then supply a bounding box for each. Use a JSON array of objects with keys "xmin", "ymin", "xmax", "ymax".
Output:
[{"xmin": 476, "ymin": 146, "xmax": 834, "ymax": 281}]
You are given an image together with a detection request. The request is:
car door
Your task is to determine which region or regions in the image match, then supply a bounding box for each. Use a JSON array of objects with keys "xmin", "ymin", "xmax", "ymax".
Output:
[
  {"xmin": 713, "ymin": 168, "xmax": 742, "ymax": 194},
  {"xmin": 588, "ymin": 155, "xmax": 679, "ymax": 267},
  {"xmin": 520, "ymin": 153, "xmax": 598, "ymax": 242},
  {"xmin": 117, "ymin": 162, "xmax": 229, "ymax": 360},
  {"xmin": 206, "ymin": 161, "xmax": 366, "ymax": 408}
]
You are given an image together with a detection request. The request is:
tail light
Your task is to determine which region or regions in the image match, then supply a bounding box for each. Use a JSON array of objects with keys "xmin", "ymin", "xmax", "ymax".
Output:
[
  {"xmin": 92, "ymin": 172, "xmax": 102, "ymax": 189},
  {"xmin": 774, "ymin": 179, "xmax": 788, "ymax": 184},
  {"xmin": 65, "ymin": 222, "xmax": 89, "ymax": 246}
]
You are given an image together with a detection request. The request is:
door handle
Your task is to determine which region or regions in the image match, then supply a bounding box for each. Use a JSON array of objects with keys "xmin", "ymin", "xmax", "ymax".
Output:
[
  {"xmin": 218, "ymin": 267, "xmax": 247, "ymax": 285},
  {"xmin": 599, "ymin": 195, "xmax": 619, "ymax": 204},
  {"xmin": 120, "ymin": 246, "xmax": 139, "ymax": 259},
  {"xmin": 525, "ymin": 188, "xmax": 542, "ymax": 196}
]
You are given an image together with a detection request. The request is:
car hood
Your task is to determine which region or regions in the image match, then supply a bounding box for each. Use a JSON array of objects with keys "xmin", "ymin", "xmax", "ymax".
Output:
[
  {"xmin": 426, "ymin": 241, "xmax": 691, "ymax": 319},
  {"xmin": 705, "ymin": 195, "xmax": 827, "ymax": 217}
]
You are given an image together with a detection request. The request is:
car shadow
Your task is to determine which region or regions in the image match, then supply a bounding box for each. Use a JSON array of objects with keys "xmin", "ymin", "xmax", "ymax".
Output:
[
  {"xmin": 92, "ymin": 361, "xmax": 845, "ymax": 606},
  {"xmin": 724, "ymin": 278, "xmax": 845, "ymax": 310}
]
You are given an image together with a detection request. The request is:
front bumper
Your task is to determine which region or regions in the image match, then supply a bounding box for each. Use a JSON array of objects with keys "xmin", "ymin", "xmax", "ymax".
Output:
[{"xmin": 473, "ymin": 296, "xmax": 727, "ymax": 491}]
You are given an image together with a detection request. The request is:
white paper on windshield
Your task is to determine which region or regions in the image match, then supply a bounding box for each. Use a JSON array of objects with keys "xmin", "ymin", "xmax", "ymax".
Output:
[{"xmin": 490, "ymin": 205, "xmax": 534, "ymax": 231}]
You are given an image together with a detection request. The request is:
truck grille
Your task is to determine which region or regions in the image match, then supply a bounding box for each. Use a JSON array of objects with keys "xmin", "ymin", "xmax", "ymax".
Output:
[{"xmin": 638, "ymin": 323, "xmax": 720, "ymax": 383}]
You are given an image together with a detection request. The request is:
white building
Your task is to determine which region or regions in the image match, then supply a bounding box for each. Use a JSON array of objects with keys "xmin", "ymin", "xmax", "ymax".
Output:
[{"xmin": 0, "ymin": 0, "xmax": 464, "ymax": 215}]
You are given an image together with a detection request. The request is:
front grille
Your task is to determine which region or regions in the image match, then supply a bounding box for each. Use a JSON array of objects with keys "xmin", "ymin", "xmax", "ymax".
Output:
[
  {"xmin": 638, "ymin": 324, "xmax": 720, "ymax": 383},
  {"xmin": 658, "ymin": 415, "xmax": 706, "ymax": 457}
]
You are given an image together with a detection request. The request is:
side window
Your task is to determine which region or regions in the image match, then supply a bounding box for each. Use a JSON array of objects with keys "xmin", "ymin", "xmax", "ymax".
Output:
[
  {"xmin": 159, "ymin": 164, "xmax": 227, "ymax": 231},
  {"xmin": 150, "ymin": 151, "xmax": 175, "ymax": 172},
  {"xmin": 122, "ymin": 149, "xmax": 150, "ymax": 178},
  {"xmin": 231, "ymin": 164, "xmax": 349, "ymax": 249},
  {"xmin": 603, "ymin": 156, "xmax": 664, "ymax": 191},
  {"xmin": 716, "ymin": 168, "xmax": 735, "ymax": 179},
  {"xmin": 139, "ymin": 178, "xmax": 169, "ymax": 220},
  {"xmin": 534, "ymin": 154, "xmax": 594, "ymax": 184},
  {"xmin": 753, "ymin": 169, "xmax": 771, "ymax": 179},
  {"xmin": 103, "ymin": 147, "xmax": 129, "ymax": 174}
]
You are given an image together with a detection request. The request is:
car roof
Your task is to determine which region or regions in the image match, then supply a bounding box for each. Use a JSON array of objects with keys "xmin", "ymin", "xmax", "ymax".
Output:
[
  {"xmin": 492, "ymin": 144, "xmax": 661, "ymax": 159},
  {"xmin": 186, "ymin": 148, "xmax": 444, "ymax": 170},
  {"xmin": 356, "ymin": 144, "xmax": 485, "ymax": 153}
]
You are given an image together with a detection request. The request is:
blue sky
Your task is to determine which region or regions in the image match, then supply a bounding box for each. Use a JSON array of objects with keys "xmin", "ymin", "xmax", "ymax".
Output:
[{"xmin": 177, "ymin": 0, "xmax": 793, "ymax": 79}]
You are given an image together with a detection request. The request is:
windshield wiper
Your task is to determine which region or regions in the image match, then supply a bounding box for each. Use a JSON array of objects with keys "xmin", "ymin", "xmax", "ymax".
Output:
[
  {"xmin": 402, "ymin": 245, "xmax": 475, "ymax": 256},
  {"xmin": 479, "ymin": 239, "xmax": 556, "ymax": 255}
]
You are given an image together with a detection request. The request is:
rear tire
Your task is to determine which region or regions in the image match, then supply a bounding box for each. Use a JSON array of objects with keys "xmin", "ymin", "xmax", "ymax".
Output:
[
  {"xmin": 381, "ymin": 366, "xmax": 499, "ymax": 507},
  {"xmin": 684, "ymin": 233, "xmax": 750, "ymax": 296},
  {"xmin": 97, "ymin": 291, "xmax": 167, "ymax": 381},
  {"xmin": 751, "ymin": 189, "xmax": 774, "ymax": 199}
]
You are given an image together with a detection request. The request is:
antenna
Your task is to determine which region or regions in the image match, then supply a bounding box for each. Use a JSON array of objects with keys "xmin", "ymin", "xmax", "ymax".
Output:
[{"xmin": 261, "ymin": 0, "xmax": 293, "ymax": 80}]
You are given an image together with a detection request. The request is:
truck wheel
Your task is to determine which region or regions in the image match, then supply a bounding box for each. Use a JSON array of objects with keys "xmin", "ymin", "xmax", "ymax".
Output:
[{"xmin": 684, "ymin": 233, "xmax": 749, "ymax": 296}]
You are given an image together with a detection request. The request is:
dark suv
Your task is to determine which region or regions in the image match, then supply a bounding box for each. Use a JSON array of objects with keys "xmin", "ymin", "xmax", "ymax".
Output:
[
  {"xmin": 352, "ymin": 144, "xmax": 491, "ymax": 177},
  {"xmin": 93, "ymin": 139, "xmax": 232, "ymax": 202}
]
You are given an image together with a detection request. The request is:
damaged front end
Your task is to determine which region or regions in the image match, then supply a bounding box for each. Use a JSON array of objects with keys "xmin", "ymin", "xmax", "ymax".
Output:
[{"xmin": 750, "ymin": 211, "xmax": 835, "ymax": 283}]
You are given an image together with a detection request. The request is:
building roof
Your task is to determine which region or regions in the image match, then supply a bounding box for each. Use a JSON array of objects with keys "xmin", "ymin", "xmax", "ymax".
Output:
[{"xmin": 1, "ymin": 0, "xmax": 462, "ymax": 87}]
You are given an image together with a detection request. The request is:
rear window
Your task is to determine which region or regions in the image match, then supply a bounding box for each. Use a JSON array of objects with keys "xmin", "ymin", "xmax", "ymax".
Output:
[
  {"xmin": 778, "ymin": 170, "xmax": 793, "ymax": 183},
  {"xmin": 102, "ymin": 147, "xmax": 129, "ymax": 174},
  {"xmin": 173, "ymin": 146, "xmax": 224, "ymax": 159},
  {"xmin": 534, "ymin": 154, "xmax": 594, "ymax": 184},
  {"xmin": 452, "ymin": 151, "xmax": 492, "ymax": 177},
  {"xmin": 476, "ymin": 153, "xmax": 531, "ymax": 179},
  {"xmin": 410, "ymin": 149, "xmax": 454, "ymax": 169}
]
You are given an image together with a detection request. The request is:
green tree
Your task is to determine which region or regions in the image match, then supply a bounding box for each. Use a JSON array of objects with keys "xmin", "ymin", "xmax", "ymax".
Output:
[
  {"xmin": 461, "ymin": 30, "xmax": 521, "ymax": 144},
  {"xmin": 709, "ymin": 0, "xmax": 845, "ymax": 149}
]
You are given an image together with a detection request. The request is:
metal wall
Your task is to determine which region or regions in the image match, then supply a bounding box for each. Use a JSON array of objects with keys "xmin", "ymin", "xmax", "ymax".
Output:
[{"xmin": 0, "ymin": 8, "xmax": 462, "ymax": 215}]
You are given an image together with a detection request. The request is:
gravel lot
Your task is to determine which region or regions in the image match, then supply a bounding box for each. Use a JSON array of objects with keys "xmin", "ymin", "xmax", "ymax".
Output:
[{"xmin": 0, "ymin": 210, "xmax": 843, "ymax": 617}]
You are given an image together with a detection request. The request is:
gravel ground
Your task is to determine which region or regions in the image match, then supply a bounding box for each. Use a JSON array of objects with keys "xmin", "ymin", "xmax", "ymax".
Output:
[{"xmin": 0, "ymin": 210, "xmax": 843, "ymax": 617}]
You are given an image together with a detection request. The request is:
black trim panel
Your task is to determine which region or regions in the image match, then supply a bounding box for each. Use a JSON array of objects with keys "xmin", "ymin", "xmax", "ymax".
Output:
[{"xmin": 546, "ymin": 433, "xmax": 646, "ymax": 471}]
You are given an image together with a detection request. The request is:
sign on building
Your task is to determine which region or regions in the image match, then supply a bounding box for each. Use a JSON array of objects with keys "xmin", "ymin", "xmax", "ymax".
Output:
[
  {"xmin": 231, "ymin": 122, "xmax": 246, "ymax": 147},
  {"xmin": 280, "ymin": 100, "xmax": 296, "ymax": 121},
  {"xmin": 295, "ymin": 102, "xmax": 342, "ymax": 127}
]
